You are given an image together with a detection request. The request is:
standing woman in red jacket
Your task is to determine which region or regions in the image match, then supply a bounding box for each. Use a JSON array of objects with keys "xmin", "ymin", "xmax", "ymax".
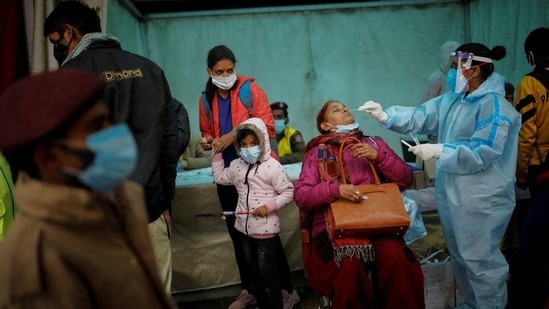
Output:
[{"xmin": 199, "ymin": 45, "xmax": 299, "ymax": 309}]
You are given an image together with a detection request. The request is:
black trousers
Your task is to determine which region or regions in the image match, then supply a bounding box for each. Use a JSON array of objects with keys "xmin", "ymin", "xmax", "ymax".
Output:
[
  {"xmin": 216, "ymin": 184, "xmax": 294, "ymax": 292},
  {"xmin": 243, "ymin": 235, "xmax": 283, "ymax": 309}
]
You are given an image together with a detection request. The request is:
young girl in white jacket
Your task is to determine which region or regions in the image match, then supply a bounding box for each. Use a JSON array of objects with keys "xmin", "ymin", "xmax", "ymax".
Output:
[{"xmin": 212, "ymin": 117, "xmax": 294, "ymax": 309}]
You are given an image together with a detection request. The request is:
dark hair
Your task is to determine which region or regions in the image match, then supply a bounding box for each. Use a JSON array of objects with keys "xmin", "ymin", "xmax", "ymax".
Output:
[
  {"xmin": 204, "ymin": 45, "xmax": 237, "ymax": 105},
  {"xmin": 457, "ymin": 43, "xmax": 506, "ymax": 79},
  {"xmin": 524, "ymin": 27, "xmax": 549, "ymax": 67},
  {"xmin": 316, "ymin": 99, "xmax": 341, "ymax": 134},
  {"xmin": 235, "ymin": 128, "xmax": 257, "ymax": 144},
  {"xmin": 43, "ymin": 0, "xmax": 101, "ymax": 36},
  {"xmin": 270, "ymin": 101, "xmax": 288, "ymax": 118}
]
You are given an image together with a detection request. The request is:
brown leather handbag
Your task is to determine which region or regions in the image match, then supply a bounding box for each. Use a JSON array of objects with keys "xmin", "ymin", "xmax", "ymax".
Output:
[{"xmin": 325, "ymin": 137, "xmax": 410, "ymax": 239}]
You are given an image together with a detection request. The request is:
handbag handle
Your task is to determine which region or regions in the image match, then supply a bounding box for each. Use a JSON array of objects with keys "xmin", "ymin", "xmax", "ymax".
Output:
[{"xmin": 337, "ymin": 136, "xmax": 381, "ymax": 185}]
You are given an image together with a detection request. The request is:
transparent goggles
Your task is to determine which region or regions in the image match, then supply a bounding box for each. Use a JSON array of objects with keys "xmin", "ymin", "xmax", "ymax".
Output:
[{"xmin": 450, "ymin": 51, "xmax": 493, "ymax": 69}]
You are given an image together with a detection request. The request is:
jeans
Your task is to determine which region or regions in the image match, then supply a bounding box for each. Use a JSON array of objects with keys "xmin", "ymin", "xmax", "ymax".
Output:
[{"xmin": 242, "ymin": 234, "xmax": 283, "ymax": 309}]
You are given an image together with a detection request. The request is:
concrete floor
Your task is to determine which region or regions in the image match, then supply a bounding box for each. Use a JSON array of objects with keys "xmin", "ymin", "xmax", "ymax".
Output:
[
  {"xmin": 173, "ymin": 211, "xmax": 458, "ymax": 309},
  {"xmin": 174, "ymin": 269, "xmax": 326, "ymax": 309}
]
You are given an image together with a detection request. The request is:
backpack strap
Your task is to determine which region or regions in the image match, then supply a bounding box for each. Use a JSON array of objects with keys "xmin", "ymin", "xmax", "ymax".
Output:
[
  {"xmin": 238, "ymin": 80, "xmax": 252, "ymax": 117},
  {"xmin": 201, "ymin": 92, "xmax": 212, "ymax": 120}
]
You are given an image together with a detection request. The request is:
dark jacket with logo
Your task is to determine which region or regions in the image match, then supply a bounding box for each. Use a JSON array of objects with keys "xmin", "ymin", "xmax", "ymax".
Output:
[{"xmin": 63, "ymin": 38, "xmax": 189, "ymax": 222}]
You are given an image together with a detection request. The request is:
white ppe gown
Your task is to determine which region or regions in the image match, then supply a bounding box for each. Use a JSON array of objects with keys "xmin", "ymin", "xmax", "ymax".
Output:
[{"xmin": 381, "ymin": 72, "xmax": 520, "ymax": 309}]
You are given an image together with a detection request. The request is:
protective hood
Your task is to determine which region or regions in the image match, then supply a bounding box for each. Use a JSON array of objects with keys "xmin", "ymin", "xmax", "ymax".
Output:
[
  {"xmin": 463, "ymin": 72, "xmax": 506, "ymax": 103},
  {"xmin": 233, "ymin": 118, "xmax": 272, "ymax": 163},
  {"xmin": 439, "ymin": 41, "xmax": 461, "ymax": 74}
]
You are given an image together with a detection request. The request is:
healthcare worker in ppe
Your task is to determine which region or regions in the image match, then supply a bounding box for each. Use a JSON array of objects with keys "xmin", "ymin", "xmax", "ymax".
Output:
[{"xmin": 361, "ymin": 43, "xmax": 520, "ymax": 309}]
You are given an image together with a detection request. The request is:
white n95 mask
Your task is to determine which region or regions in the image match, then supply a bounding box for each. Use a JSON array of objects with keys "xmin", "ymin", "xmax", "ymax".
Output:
[
  {"xmin": 212, "ymin": 74, "xmax": 237, "ymax": 90},
  {"xmin": 455, "ymin": 68, "xmax": 469, "ymax": 93}
]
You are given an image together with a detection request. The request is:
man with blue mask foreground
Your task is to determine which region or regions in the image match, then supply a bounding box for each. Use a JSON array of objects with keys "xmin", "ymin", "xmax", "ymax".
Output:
[{"xmin": 0, "ymin": 69, "xmax": 177, "ymax": 309}]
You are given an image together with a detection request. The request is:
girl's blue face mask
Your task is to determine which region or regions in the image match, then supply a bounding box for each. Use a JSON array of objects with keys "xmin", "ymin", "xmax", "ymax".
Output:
[
  {"xmin": 60, "ymin": 124, "xmax": 137, "ymax": 194},
  {"xmin": 240, "ymin": 145, "xmax": 261, "ymax": 164}
]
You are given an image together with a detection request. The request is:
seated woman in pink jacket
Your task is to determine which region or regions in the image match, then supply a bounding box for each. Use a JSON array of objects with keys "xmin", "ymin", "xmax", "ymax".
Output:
[
  {"xmin": 294, "ymin": 100, "xmax": 424, "ymax": 308},
  {"xmin": 212, "ymin": 117, "xmax": 294, "ymax": 309}
]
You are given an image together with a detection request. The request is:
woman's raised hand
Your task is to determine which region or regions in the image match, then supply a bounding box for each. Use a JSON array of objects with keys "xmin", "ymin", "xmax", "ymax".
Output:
[{"xmin": 351, "ymin": 143, "xmax": 378, "ymax": 160}]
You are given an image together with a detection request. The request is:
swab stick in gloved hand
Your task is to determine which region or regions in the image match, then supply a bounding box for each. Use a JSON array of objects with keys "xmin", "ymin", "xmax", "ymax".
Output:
[{"xmin": 358, "ymin": 101, "xmax": 388, "ymax": 122}]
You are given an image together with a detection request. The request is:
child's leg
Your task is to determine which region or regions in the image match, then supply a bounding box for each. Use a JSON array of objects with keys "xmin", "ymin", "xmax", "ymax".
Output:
[
  {"xmin": 275, "ymin": 236, "xmax": 294, "ymax": 293},
  {"xmin": 216, "ymin": 184, "xmax": 252, "ymax": 291},
  {"xmin": 257, "ymin": 237, "xmax": 283, "ymax": 309},
  {"xmin": 242, "ymin": 235, "xmax": 269, "ymax": 307}
]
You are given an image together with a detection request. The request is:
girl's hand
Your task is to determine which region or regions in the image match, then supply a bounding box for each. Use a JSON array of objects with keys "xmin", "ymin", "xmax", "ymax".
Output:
[
  {"xmin": 351, "ymin": 143, "xmax": 378, "ymax": 160},
  {"xmin": 339, "ymin": 184, "xmax": 363, "ymax": 203},
  {"xmin": 212, "ymin": 133, "xmax": 234, "ymax": 153},
  {"xmin": 251, "ymin": 205, "xmax": 268, "ymax": 217}
]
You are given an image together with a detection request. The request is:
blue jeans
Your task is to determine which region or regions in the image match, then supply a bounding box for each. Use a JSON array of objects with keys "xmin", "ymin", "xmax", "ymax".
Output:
[{"xmin": 242, "ymin": 234, "xmax": 283, "ymax": 309}]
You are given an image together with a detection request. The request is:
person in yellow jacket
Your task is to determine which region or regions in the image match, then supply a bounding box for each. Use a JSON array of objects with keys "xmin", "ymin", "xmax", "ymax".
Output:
[
  {"xmin": 0, "ymin": 152, "xmax": 16, "ymax": 243},
  {"xmin": 270, "ymin": 102, "xmax": 305, "ymax": 164},
  {"xmin": 514, "ymin": 27, "xmax": 549, "ymax": 196},
  {"xmin": 508, "ymin": 26, "xmax": 549, "ymax": 309}
]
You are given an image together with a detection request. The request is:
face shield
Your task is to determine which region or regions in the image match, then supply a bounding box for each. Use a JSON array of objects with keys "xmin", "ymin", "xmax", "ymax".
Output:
[
  {"xmin": 447, "ymin": 51, "xmax": 494, "ymax": 93},
  {"xmin": 450, "ymin": 51, "xmax": 493, "ymax": 69}
]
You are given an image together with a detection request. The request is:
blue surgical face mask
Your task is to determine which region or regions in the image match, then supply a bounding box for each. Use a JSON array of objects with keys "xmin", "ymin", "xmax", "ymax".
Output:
[
  {"xmin": 274, "ymin": 119, "xmax": 286, "ymax": 135},
  {"xmin": 329, "ymin": 122, "xmax": 359, "ymax": 133},
  {"xmin": 240, "ymin": 145, "xmax": 261, "ymax": 164},
  {"xmin": 446, "ymin": 68, "xmax": 457, "ymax": 92},
  {"xmin": 61, "ymin": 124, "xmax": 137, "ymax": 194},
  {"xmin": 446, "ymin": 68, "xmax": 469, "ymax": 93}
]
